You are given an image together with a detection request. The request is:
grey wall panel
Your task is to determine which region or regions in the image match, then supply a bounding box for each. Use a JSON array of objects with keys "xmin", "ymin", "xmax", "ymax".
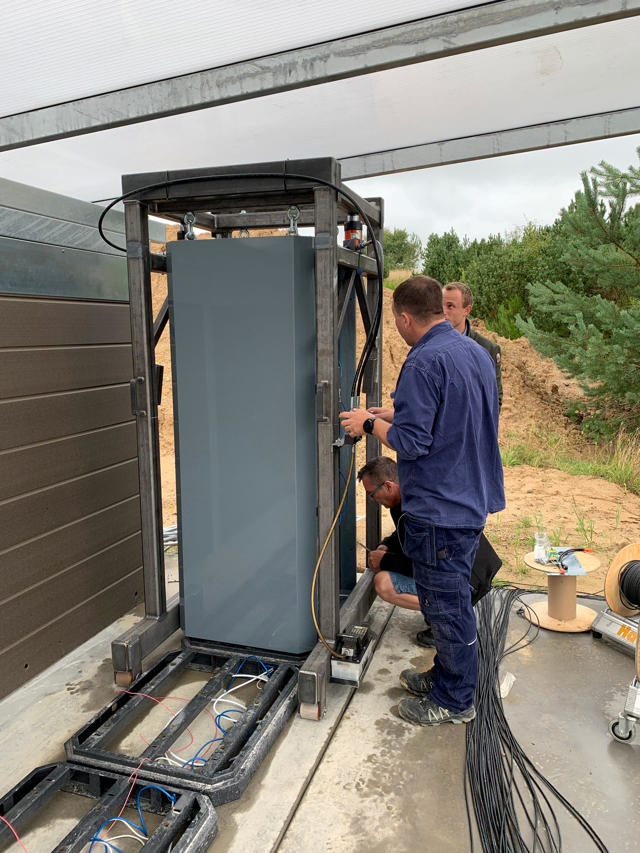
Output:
[
  {"xmin": 0, "ymin": 296, "xmax": 132, "ymax": 346},
  {"xmin": 0, "ymin": 461, "xmax": 139, "ymax": 551},
  {"xmin": 0, "ymin": 385, "xmax": 133, "ymax": 451},
  {"xmin": 0, "ymin": 191, "xmax": 144, "ymax": 700},
  {"xmin": 0, "ymin": 569, "xmax": 143, "ymax": 698},
  {"xmin": 0, "ymin": 535, "xmax": 142, "ymax": 642},
  {"xmin": 0, "ymin": 422, "xmax": 137, "ymax": 502},
  {"xmin": 0, "ymin": 235, "xmax": 129, "ymax": 300},
  {"xmin": 0, "ymin": 205, "xmax": 125, "ymax": 255},
  {"xmin": 0, "ymin": 345, "xmax": 133, "ymax": 397},
  {"xmin": 0, "ymin": 177, "xmax": 165, "ymax": 243},
  {"xmin": 168, "ymin": 237, "xmax": 318, "ymax": 655},
  {"xmin": 0, "ymin": 497, "xmax": 142, "ymax": 601}
]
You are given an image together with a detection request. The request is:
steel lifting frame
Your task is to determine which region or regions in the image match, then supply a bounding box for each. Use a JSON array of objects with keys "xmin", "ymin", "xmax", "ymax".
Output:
[
  {"xmin": 110, "ymin": 157, "xmax": 384, "ymax": 719},
  {"xmin": 0, "ymin": 762, "xmax": 218, "ymax": 853}
]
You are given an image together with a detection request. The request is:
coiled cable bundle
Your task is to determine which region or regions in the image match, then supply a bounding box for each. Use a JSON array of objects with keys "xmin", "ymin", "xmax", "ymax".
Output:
[
  {"xmin": 604, "ymin": 544, "xmax": 640, "ymax": 619},
  {"xmin": 465, "ymin": 587, "xmax": 610, "ymax": 852},
  {"xmin": 618, "ymin": 560, "xmax": 640, "ymax": 611}
]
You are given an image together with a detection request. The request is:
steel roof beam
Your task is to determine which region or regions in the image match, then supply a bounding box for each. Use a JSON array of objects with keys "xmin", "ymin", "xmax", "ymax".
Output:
[
  {"xmin": 339, "ymin": 106, "xmax": 640, "ymax": 179},
  {"xmin": 1, "ymin": 0, "xmax": 639, "ymax": 151}
]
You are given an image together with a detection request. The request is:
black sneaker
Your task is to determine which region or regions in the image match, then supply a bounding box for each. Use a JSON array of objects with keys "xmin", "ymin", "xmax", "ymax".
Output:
[
  {"xmin": 416, "ymin": 627, "xmax": 435, "ymax": 648},
  {"xmin": 399, "ymin": 666, "xmax": 435, "ymax": 696},
  {"xmin": 398, "ymin": 695, "xmax": 476, "ymax": 726}
]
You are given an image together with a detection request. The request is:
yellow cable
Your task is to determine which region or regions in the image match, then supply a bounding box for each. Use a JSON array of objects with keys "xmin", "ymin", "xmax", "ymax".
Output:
[{"xmin": 311, "ymin": 444, "xmax": 357, "ymax": 659}]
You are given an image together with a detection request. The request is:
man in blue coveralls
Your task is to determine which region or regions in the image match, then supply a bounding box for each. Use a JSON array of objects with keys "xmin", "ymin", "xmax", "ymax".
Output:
[{"xmin": 340, "ymin": 275, "xmax": 504, "ymax": 726}]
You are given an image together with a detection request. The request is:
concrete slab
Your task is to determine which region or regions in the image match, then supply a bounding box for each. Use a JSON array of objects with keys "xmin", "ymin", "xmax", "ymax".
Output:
[{"xmin": 1, "ymin": 591, "xmax": 639, "ymax": 853}]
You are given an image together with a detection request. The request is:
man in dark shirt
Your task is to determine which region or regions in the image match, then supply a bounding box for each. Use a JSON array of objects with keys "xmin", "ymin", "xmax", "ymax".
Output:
[
  {"xmin": 358, "ymin": 456, "xmax": 421, "ymax": 612},
  {"xmin": 443, "ymin": 281, "xmax": 503, "ymax": 409},
  {"xmin": 340, "ymin": 276, "xmax": 504, "ymax": 727},
  {"xmin": 358, "ymin": 456, "xmax": 502, "ymax": 642}
]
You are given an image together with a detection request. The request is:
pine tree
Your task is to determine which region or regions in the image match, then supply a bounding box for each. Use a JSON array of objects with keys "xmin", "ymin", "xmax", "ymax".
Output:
[
  {"xmin": 422, "ymin": 229, "xmax": 466, "ymax": 284},
  {"xmin": 516, "ymin": 149, "xmax": 640, "ymax": 438}
]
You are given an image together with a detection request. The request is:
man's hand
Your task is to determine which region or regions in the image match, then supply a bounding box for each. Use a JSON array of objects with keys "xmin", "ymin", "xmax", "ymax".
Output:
[
  {"xmin": 366, "ymin": 406, "xmax": 394, "ymax": 423},
  {"xmin": 368, "ymin": 545, "xmax": 388, "ymax": 572},
  {"xmin": 339, "ymin": 407, "xmax": 394, "ymax": 450},
  {"xmin": 339, "ymin": 408, "xmax": 369, "ymax": 437}
]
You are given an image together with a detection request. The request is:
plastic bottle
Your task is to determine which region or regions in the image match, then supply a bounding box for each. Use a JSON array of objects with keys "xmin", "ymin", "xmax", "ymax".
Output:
[{"xmin": 534, "ymin": 531, "xmax": 551, "ymax": 564}]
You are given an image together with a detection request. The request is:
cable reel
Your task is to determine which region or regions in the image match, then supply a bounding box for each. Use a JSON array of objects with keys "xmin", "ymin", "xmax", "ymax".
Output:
[
  {"xmin": 602, "ymin": 543, "xmax": 640, "ymax": 744},
  {"xmin": 604, "ymin": 543, "xmax": 640, "ymax": 621}
]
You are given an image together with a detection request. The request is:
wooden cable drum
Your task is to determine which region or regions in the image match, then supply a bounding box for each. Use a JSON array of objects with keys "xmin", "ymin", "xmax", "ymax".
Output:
[
  {"xmin": 604, "ymin": 544, "xmax": 640, "ymax": 618},
  {"xmin": 604, "ymin": 544, "xmax": 640, "ymax": 680}
]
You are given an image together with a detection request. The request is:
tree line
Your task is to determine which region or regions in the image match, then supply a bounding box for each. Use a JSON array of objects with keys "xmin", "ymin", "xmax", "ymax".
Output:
[{"xmin": 382, "ymin": 149, "xmax": 640, "ymax": 439}]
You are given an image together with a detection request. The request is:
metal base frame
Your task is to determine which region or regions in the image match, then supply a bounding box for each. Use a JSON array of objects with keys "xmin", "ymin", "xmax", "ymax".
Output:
[
  {"xmin": 65, "ymin": 648, "xmax": 298, "ymax": 803},
  {"xmin": 0, "ymin": 762, "xmax": 217, "ymax": 853}
]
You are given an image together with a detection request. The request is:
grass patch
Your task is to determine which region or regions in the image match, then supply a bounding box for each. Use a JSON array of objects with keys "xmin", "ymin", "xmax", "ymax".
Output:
[
  {"xmin": 383, "ymin": 268, "xmax": 418, "ymax": 290},
  {"xmin": 501, "ymin": 427, "xmax": 640, "ymax": 496}
]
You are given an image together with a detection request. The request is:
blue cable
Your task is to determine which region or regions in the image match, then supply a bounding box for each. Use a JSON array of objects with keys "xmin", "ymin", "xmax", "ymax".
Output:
[
  {"xmin": 227, "ymin": 655, "xmax": 273, "ymax": 689},
  {"xmin": 215, "ymin": 708, "xmax": 244, "ymax": 733},
  {"xmin": 182, "ymin": 736, "xmax": 224, "ymax": 769},
  {"xmin": 135, "ymin": 785, "xmax": 176, "ymax": 835},
  {"xmin": 237, "ymin": 654, "xmax": 271, "ymax": 674},
  {"xmin": 183, "ymin": 657, "xmax": 273, "ymax": 770},
  {"xmin": 89, "ymin": 785, "xmax": 177, "ymax": 851},
  {"xmin": 89, "ymin": 818, "xmax": 143, "ymax": 853},
  {"xmin": 89, "ymin": 839, "xmax": 125, "ymax": 853}
]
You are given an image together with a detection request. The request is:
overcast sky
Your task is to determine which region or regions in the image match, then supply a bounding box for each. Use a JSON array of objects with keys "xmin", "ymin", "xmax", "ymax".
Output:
[{"xmin": 348, "ymin": 133, "xmax": 640, "ymax": 244}]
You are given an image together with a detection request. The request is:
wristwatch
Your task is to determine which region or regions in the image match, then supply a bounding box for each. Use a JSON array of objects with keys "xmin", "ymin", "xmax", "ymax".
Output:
[{"xmin": 363, "ymin": 416, "xmax": 377, "ymax": 435}]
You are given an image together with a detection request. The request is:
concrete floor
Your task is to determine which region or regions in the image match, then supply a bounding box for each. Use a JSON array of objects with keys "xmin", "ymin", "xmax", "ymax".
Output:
[{"xmin": 1, "ymin": 588, "xmax": 639, "ymax": 853}]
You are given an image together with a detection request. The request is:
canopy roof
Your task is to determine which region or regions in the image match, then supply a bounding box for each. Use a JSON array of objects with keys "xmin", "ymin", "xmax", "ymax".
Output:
[{"xmin": 1, "ymin": 0, "xmax": 639, "ymax": 202}]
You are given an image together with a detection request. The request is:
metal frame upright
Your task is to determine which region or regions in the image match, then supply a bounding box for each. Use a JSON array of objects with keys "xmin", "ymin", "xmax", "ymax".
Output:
[{"xmin": 111, "ymin": 158, "xmax": 383, "ymax": 719}]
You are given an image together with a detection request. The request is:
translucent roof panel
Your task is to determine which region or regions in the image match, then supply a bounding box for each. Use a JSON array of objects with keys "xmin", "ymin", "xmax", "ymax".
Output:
[
  {"xmin": 2, "ymin": 0, "xmax": 486, "ymax": 116},
  {"xmin": 1, "ymin": 15, "xmax": 638, "ymax": 203}
]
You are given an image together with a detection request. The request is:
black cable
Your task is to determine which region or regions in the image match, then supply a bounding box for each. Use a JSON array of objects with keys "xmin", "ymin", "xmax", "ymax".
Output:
[
  {"xmin": 96, "ymin": 166, "xmax": 384, "ymax": 402},
  {"xmin": 618, "ymin": 560, "xmax": 640, "ymax": 609},
  {"xmin": 465, "ymin": 587, "xmax": 611, "ymax": 852}
]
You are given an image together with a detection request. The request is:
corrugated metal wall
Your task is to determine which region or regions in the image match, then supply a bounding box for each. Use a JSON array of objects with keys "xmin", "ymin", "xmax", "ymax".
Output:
[{"xmin": 0, "ymin": 178, "xmax": 145, "ymax": 698}]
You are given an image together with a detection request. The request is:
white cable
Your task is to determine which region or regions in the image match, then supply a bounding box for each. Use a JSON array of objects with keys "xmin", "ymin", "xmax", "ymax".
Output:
[{"xmin": 103, "ymin": 832, "xmax": 146, "ymax": 846}]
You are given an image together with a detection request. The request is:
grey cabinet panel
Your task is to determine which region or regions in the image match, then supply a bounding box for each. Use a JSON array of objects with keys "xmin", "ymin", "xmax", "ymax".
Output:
[{"xmin": 168, "ymin": 237, "xmax": 318, "ymax": 654}]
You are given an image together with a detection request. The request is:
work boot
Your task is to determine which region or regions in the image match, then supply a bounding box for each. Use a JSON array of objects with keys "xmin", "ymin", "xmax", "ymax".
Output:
[
  {"xmin": 398, "ymin": 695, "xmax": 476, "ymax": 726},
  {"xmin": 415, "ymin": 626, "xmax": 435, "ymax": 648},
  {"xmin": 399, "ymin": 665, "xmax": 435, "ymax": 696}
]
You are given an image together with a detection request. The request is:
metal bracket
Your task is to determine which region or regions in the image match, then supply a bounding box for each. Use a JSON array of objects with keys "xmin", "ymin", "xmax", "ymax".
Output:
[
  {"xmin": 316, "ymin": 380, "xmax": 330, "ymax": 423},
  {"xmin": 182, "ymin": 212, "xmax": 196, "ymax": 240},
  {"xmin": 287, "ymin": 205, "xmax": 300, "ymax": 235},
  {"xmin": 130, "ymin": 375, "xmax": 146, "ymax": 416}
]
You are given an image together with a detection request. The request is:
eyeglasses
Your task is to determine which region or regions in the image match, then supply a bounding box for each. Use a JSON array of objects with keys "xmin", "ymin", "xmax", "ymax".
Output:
[{"xmin": 365, "ymin": 482, "xmax": 385, "ymax": 500}]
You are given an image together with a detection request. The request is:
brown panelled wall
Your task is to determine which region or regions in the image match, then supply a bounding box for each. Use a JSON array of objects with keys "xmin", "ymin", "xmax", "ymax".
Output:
[{"xmin": 0, "ymin": 294, "xmax": 143, "ymax": 697}]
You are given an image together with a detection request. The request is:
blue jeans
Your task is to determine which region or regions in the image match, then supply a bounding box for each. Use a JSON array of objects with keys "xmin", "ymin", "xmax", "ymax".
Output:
[
  {"xmin": 388, "ymin": 571, "xmax": 417, "ymax": 596},
  {"xmin": 401, "ymin": 517, "xmax": 482, "ymax": 712}
]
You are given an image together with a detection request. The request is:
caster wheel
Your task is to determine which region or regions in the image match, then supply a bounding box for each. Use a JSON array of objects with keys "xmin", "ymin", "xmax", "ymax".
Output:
[
  {"xmin": 299, "ymin": 702, "xmax": 321, "ymax": 721},
  {"xmin": 609, "ymin": 718, "xmax": 636, "ymax": 744},
  {"xmin": 114, "ymin": 670, "xmax": 134, "ymax": 687}
]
